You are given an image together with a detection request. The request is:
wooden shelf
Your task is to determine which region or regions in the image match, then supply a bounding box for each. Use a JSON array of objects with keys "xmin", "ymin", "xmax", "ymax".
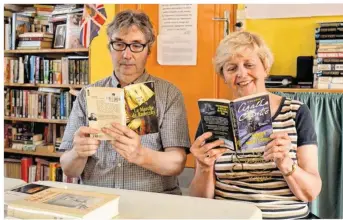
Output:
[
  {"xmin": 4, "ymin": 116, "xmax": 67, "ymax": 124},
  {"xmin": 4, "ymin": 48, "xmax": 89, "ymax": 54},
  {"xmin": 4, "ymin": 83, "xmax": 84, "ymax": 89},
  {"xmin": 268, "ymin": 88, "xmax": 343, "ymax": 93},
  {"xmin": 4, "ymin": 148, "xmax": 62, "ymax": 158}
]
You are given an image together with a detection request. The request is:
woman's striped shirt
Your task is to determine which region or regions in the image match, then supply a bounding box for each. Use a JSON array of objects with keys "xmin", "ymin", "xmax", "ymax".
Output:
[{"xmin": 196, "ymin": 97, "xmax": 317, "ymax": 219}]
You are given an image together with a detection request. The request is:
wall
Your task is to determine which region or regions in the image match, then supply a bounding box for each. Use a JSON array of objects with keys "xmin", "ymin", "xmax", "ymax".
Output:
[
  {"xmin": 90, "ymin": 4, "xmax": 116, "ymax": 83},
  {"xmin": 246, "ymin": 15, "xmax": 343, "ymax": 76}
]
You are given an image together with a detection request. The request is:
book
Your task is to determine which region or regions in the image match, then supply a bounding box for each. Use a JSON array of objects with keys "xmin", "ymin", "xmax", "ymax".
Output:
[
  {"xmin": 65, "ymin": 13, "xmax": 83, "ymax": 49},
  {"xmin": 6, "ymin": 184, "xmax": 120, "ymax": 220},
  {"xmin": 11, "ymin": 13, "xmax": 33, "ymax": 49},
  {"xmin": 198, "ymin": 92, "xmax": 273, "ymax": 151},
  {"xmin": 86, "ymin": 81, "xmax": 158, "ymax": 140}
]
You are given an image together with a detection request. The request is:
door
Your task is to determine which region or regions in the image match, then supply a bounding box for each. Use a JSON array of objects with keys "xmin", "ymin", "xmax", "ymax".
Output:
[{"xmin": 116, "ymin": 4, "xmax": 237, "ymax": 167}]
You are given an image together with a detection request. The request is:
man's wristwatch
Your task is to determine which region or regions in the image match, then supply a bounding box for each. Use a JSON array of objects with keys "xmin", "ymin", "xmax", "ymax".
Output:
[{"xmin": 283, "ymin": 161, "xmax": 297, "ymax": 177}]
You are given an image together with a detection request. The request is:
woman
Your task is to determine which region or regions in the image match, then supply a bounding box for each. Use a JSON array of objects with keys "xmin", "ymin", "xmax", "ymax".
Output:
[{"xmin": 189, "ymin": 31, "xmax": 322, "ymax": 219}]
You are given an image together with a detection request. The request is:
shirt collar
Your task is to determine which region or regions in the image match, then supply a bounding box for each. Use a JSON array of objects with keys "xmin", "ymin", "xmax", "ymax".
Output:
[{"xmin": 111, "ymin": 70, "xmax": 150, "ymax": 88}]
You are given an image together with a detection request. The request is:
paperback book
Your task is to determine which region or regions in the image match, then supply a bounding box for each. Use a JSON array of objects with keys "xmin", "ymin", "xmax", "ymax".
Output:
[{"xmin": 198, "ymin": 92, "xmax": 273, "ymax": 151}]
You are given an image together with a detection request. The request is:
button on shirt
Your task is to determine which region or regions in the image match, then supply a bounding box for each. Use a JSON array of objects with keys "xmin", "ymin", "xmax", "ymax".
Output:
[{"xmin": 60, "ymin": 72, "xmax": 191, "ymax": 194}]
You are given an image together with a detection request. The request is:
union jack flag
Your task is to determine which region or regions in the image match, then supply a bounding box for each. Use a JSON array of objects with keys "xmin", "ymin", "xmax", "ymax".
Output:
[{"xmin": 80, "ymin": 4, "xmax": 107, "ymax": 48}]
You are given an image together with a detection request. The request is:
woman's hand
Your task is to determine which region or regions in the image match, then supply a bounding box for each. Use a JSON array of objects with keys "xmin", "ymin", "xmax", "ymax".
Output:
[
  {"xmin": 190, "ymin": 132, "xmax": 227, "ymax": 170},
  {"xmin": 264, "ymin": 132, "xmax": 293, "ymax": 173}
]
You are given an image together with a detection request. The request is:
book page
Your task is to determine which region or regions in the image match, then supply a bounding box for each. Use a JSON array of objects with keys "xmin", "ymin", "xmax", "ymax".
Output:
[{"xmin": 86, "ymin": 87, "xmax": 126, "ymax": 140}]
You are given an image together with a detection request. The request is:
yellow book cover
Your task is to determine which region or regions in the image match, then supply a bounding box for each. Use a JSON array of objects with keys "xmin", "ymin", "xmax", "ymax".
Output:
[
  {"xmin": 124, "ymin": 81, "xmax": 158, "ymax": 135},
  {"xmin": 7, "ymin": 186, "xmax": 120, "ymax": 219}
]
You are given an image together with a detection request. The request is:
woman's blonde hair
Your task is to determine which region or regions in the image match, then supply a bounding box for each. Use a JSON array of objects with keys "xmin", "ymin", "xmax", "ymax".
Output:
[{"xmin": 213, "ymin": 31, "xmax": 274, "ymax": 76}]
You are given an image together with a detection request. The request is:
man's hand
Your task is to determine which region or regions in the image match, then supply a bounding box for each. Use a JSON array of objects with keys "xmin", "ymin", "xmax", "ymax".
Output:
[
  {"xmin": 102, "ymin": 123, "xmax": 143, "ymax": 164},
  {"xmin": 72, "ymin": 126, "xmax": 101, "ymax": 158}
]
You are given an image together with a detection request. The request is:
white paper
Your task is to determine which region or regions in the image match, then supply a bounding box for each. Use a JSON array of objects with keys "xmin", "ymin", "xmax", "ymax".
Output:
[
  {"xmin": 157, "ymin": 34, "xmax": 197, "ymax": 66},
  {"xmin": 158, "ymin": 4, "xmax": 197, "ymax": 66}
]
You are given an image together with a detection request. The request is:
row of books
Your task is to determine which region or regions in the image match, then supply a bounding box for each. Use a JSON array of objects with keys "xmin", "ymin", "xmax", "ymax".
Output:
[
  {"xmin": 4, "ymin": 56, "xmax": 89, "ymax": 85},
  {"xmin": 4, "ymin": 4, "xmax": 84, "ymax": 50},
  {"xmin": 313, "ymin": 22, "xmax": 343, "ymax": 89},
  {"xmin": 4, "ymin": 157, "xmax": 79, "ymax": 184},
  {"xmin": 5, "ymin": 121, "xmax": 66, "ymax": 149},
  {"xmin": 4, "ymin": 88, "xmax": 76, "ymax": 120},
  {"xmin": 315, "ymin": 22, "xmax": 343, "ymax": 58},
  {"xmin": 17, "ymin": 32, "xmax": 54, "ymax": 50}
]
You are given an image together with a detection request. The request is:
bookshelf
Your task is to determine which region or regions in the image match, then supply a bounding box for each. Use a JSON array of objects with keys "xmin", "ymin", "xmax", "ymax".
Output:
[
  {"xmin": 4, "ymin": 4, "xmax": 88, "ymax": 183},
  {"xmin": 5, "ymin": 48, "xmax": 89, "ymax": 54},
  {"xmin": 4, "ymin": 116, "xmax": 68, "ymax": 124},
  {"xmin": 5, "ymin": 148, "xmax": 63, "ymax": 158},
  {"xmin": 4, "ymin": 83, "xmax": 84, "ymax": 89}
]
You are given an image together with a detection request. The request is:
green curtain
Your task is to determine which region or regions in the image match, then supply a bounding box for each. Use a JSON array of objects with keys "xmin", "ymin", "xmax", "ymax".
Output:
[{"xmin": 273, "ymin": 92, "xmax": 343, "ymax": 219}]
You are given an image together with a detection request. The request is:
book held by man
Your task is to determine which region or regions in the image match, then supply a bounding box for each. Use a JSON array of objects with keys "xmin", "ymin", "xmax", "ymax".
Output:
[
  {"xmin": 86, "ymin": 81, "xmax": 158, "ymax": 140},
  {"xmin": 6, "ymin": 184, "xmax": 120, "ymax": 219},
  {"xmin": 198, "ymin": 92, "xmax": 273, "ymax": 151}
]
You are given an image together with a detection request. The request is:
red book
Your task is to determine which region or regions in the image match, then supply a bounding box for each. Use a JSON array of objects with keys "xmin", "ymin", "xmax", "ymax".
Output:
[{"xmin": 21, "ymin": 157, "xmax": 33, "ymax": 182}]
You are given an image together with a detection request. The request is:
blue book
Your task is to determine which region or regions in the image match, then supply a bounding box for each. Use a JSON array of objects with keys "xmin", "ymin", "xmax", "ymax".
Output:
[
  {"xmin": 60, "ymin": 92, "xmax": 64, "ymax": 119},
  {"xmin": 198, "ymin": 92, "xmax": 273, "ymax": 151},
  {"xmin": 29, "ymin": 56, "xmax": 35, "ymax": 84}
]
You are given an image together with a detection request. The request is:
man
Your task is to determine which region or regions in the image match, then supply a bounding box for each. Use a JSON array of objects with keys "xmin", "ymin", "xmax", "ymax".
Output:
[
  {"xmin": 60, "ymin": 10, "xmax": 191, "ymax": 195},
  {"xmin": 87, "ymin": 113, "xmax": 97, "ymax": 121}
]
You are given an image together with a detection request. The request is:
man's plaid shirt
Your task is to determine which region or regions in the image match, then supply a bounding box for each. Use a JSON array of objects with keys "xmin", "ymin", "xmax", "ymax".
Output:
[{"xmin": 60, "ymin": 72, "xmax": 191, "ymax": 194}]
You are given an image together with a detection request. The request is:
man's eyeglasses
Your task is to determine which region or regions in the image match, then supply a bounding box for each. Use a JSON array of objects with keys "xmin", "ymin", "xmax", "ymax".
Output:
[{"xmin": 109, "ymin": 41, "xmax": 147, "ymax": 53}]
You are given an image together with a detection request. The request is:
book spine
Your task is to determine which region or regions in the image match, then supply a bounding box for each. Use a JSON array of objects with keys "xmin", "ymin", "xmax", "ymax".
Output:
[
  {"xmin": 40, "ymin": 58, "xmax": 44, "ymax": 83},
  {"xmin": 315, "ymin": 57, "xmax": 343, "ymax": 64},
  {"xmin": 317, "ymin": 52, "xmax": 343, "ymax": 58},
  {"xmin": 315, "ymin": 33, "xmax": 343, "ymax": 40},
  {"xmin": 85, "ymin": 60, "xmax": 89, "ymax": 85},
  {"xmin": 49, "ymin": 60, "xmax": 53, "ymax": 84},
  {"xmin": 21, "ymin": 157, "xmax": 33, "ymax": 183},
  {"xmin": 315, "ymin": 70, "xmax": 343, "ymax": 76},
  {"xmin": 229, "ymin": 103, "xmax": 239, "ymax": 151},
  {"xmin": 316, "ymin": 39, "xmax": 343, "ymax": 44},
  {"xmin": 44, "ymin": 59, "xmax": 49, "ymax": 84},
  {"xmin": 316, "ymin": 64, "xmax": 343, "ymax": 71},
  {"xmin": 24, "ymin": 55, "xmax": 30, "ymax": 83},
  {"xmin": 316, "ymin": 27, "xmax": 343, "ymax": 34},
  {"xmin": 11, "ymin": 13, "xmax": 17, "ymax": 49},
  {"xmin": 320, "ymin": 22, "xmax": 343, "ymax": 28},
  {"xmin": 35, "ymin": 56, "xmax": 40, "ymax": 84}
]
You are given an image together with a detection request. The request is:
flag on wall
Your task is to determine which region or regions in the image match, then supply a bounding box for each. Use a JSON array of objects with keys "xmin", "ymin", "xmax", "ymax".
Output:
[{"xmin": 80, "ymin": 4, "xmax": 107, "ymax": 48}]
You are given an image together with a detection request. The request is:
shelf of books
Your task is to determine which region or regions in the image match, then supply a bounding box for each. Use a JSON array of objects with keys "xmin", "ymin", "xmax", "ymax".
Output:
[
  {"xmin": 4, "ymin": 3, "xmax": 87, "ymax": 184},
  {"xmin": 312, "ymin": 21, "xmax": 343, "ymax": 90}
]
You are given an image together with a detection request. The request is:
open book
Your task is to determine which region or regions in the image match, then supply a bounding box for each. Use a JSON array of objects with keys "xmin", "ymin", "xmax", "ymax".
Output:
[
  {"xmin": 6, "ymin": 183, "xmax": 119, "ymax": 220},
  {"xmin": 198, "ymin": 92, "xmax": 273, "ymax": 151},
  {"xmin": 86, "ymin": 81, "xmax": 158, "ymax": 140}
]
